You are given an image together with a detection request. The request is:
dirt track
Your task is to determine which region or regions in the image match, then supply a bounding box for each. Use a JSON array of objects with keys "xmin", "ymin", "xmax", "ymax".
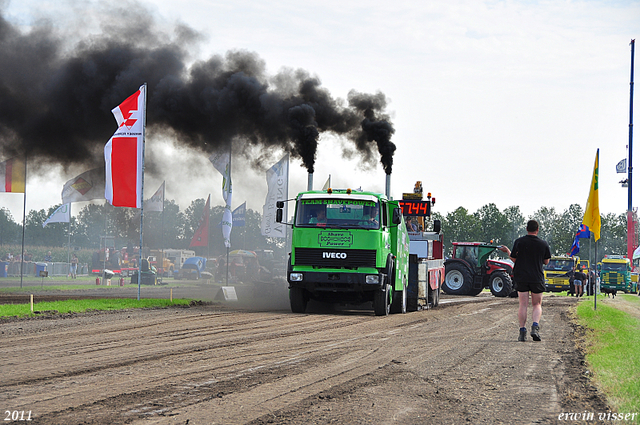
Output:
[{"xmin": 0, "ymin": 288, "xmax": 608, "ymax": 424}]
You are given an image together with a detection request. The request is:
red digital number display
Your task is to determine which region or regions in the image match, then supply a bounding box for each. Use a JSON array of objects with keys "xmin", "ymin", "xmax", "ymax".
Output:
[{"xmin": 399, "ymin": 200, "xmax": 431, "ymax": 216}]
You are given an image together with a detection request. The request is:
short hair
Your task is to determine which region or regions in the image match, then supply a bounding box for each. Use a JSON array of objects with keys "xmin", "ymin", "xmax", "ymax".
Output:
[{"xmin": 527, "ymin": 220, "xmax": 539, "ymax": 233}]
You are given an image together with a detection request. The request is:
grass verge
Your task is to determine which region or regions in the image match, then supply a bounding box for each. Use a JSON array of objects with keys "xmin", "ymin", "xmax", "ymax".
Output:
[
  {"xmin": 0, "ymin": 298, "xmax": 193, "ymax": 318},
  {"xmin": 576, "ymin": 294, "xmax": 640, "ymax": 422}
]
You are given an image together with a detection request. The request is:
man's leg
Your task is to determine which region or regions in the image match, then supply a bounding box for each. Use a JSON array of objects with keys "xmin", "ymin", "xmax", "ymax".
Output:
[
  {"xmin": 531, "ymin": 292, "xmax": 543, "ymax": 323},
  {"xmin": 518, "ymin": 291, "xmax": 529, "ymax": 327}
]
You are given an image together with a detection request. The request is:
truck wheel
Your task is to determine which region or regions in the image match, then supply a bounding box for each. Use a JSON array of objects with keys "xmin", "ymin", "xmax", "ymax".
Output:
[
  {"xmin": 374, "ymin": 283, "xmax": 391, "ymax": 316},
  {"xmin": 391, "ymin": 278, "xmax": 407, "ymax": 314},
  {"xmin": 489, "ymin": 272, "xmax": 513, "ymax": 297},
  {"xmin": 290, "ymin": 287, "xmax": 307, "ymax": 313},
  {"xmin": 443, "ymin": 263, "xmax": 473, "ymax": 295}
]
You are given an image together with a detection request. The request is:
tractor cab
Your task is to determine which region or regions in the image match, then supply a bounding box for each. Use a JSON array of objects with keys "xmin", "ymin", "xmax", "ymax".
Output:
[{"xmin": 453, "ymin": 243, "xmax": 501, "ymax": 273}]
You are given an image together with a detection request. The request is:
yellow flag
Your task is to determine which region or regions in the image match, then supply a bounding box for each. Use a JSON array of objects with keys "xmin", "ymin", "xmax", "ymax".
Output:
[
  {"xmin": 582, "ymin": 149, "xmax": 600, "ymax": 241},
  {"xmin": 0, "ymin": 157, "xmax": 25, "ymax": 193}
]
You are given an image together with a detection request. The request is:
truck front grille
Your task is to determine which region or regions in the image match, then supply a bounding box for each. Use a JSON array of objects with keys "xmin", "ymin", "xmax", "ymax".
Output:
[{"xmin": 294, "ymin": 248, "xmax": 376, "ymax": 268}]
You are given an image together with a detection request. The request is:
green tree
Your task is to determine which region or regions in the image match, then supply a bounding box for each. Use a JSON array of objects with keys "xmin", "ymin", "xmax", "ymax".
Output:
[
  {"xmin": 473, "ymin": 203, "xmax": 509, "ymax": 245},
  {"xmin": 0, "ymin": 207, "xmax": 21, "ymax": 246}
]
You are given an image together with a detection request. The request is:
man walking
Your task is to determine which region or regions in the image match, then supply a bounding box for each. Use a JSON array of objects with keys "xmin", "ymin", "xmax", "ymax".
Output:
[{"xmin": 498, "ymin": 220, "xmax": 551, "ymax": 341}]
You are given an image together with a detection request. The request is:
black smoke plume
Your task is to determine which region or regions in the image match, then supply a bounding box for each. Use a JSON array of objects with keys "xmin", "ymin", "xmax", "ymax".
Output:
[{"xmin": 0, "ymin": 5, "xmax": 395, "ymax": 175}]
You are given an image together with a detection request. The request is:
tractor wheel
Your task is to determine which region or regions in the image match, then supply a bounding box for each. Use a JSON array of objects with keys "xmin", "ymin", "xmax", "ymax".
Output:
[
  {"xmin": 489, "ymin": 272, "xmax": 513, "ymax": 297},
  {"xmin": 289, "ymin": 287, "xmax": 307, "ymax": 313},
  {"xmin": 374, "ymin": 283, "xmax": 391, "ymax": 316},
  {"xmin": 443, "ymin": 262, "xmax": 473, "ymax": 295}
]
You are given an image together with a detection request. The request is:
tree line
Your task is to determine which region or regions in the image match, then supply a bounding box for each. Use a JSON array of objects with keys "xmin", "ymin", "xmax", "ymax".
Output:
[
  {"xmin": 0, "ymin": 200, "xmax": 633, "ymax": 264},
  {"xmin": 432, "ymin": 203, "xmax": 631, "ymax": 263}
]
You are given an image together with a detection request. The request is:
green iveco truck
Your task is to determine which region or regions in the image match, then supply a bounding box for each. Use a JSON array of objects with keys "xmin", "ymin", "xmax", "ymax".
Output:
[{"xmin": 276, "ymin": 188, "xmax": 410, "ymax": 316}]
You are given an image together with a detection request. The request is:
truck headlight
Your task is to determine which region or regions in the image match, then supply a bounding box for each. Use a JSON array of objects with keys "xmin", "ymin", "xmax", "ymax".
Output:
[
  {"xmin": 365, "ymin": 275, "xmax": 380, "ymax": 284},
  {"xmin": 290, "ymin": 273, "xmax": 303, "ymax": 281}
]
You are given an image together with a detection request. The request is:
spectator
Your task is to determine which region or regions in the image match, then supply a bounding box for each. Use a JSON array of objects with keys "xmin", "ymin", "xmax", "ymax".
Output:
[
  {"xmin": 44, "ymin": 251, "xmax": 53, "ymax": 262},
  {"xmin": 70, "ymin": 254, "xmax": 79, "ymax": 279}
]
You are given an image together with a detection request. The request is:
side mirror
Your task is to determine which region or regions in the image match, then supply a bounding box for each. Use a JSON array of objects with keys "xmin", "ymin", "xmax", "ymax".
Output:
[
  {"xmin": 276, "ymin": 201, "xmax": 284, "ymax": 208},
  {"xmin": 276, "ymin": 209, "xmax": 283, "ymax": 223},
  {"xmin": 392, "ymin": 208, "xmax": 402, "ymax": 225},
  {"xmin": 433, "ymin": 219, "xmax": 441, "ymax": 234}
]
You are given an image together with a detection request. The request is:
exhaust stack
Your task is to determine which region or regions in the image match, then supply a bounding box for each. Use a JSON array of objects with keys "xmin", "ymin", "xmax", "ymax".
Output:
[
  {"xmin": 308, "ymin": 173, "xmax": 313, "ymax": 191},
  {"xmin": 385, "ymin": 173, "xmax": 391, "ymax": 199}
]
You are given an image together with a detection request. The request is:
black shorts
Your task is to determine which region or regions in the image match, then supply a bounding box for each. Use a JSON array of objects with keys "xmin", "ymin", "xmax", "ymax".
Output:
[{"xmin": 515, "ymin": 281, "xmax": 545, "ymax": 294}]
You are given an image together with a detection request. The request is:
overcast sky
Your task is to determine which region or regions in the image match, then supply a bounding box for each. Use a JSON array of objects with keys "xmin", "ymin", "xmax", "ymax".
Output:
[{"xmin": 2, "ymin": 0, "xmax": 639, "ymax": 227}]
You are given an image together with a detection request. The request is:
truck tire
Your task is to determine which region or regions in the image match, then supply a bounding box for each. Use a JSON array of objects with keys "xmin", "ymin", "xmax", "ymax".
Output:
[
  {"xmin": 390, "ymin": 277, "xmax": 407, "ymax": 314},
  {"xmin": 489, "ymin": 272, "xmax": 513, "ymax": 297},
  {"xmin": 290, "ymin": 287, "xmax": 307, "ymax": 313},
  {"xmin": 443, "ymin": 262, "xmax": 473, "ymax": 295},
  {"xmin": 374, "ymin": 283, "xmax": 391, "ymax": 316}
]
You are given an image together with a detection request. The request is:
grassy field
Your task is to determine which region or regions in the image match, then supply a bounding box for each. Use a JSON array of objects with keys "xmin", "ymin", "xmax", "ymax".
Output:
[
  {"xmin": 0, "ymin": 298, "xmax": 193, "ymax": 318},
  {"xmin": 576, "ymin": 294, "xmax": 640, "ymax": 423}
]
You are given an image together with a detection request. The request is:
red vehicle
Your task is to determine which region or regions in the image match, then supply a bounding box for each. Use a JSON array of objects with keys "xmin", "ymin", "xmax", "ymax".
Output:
[{"xmin": 443, "ymin": 242, "xmax": 514, "ymax": 297}]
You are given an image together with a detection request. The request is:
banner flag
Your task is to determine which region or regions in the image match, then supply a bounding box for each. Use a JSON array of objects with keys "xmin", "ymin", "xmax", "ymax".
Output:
[
  {"xmin": 43, "ymin": 203, "xmax": 71, "ymax": 227},
  {"xmin": 568, "ymin": 224, "xmax": 592, "ymax": 256},
  {"xmin": 616, "ymin": 158, "xmax": 627, "ymax": 173},
  {"xmin": 61, "ymin": 167, "xmax": 105, "ymax": 203},
  {"xmin": 634, "ymin": 245, "xmax": 640, "ymax": 260},
  {"xmin": 0, "ymin": 157, "xmax": 25, "ymax": 193},
  {"xmin": 105, "ymin": 85, "xmax": 145, "ymax": 208},
  {"xmin": 232, "ymin": 201, "xmax": 246, "ymax": 227},
  {"xmin": 189, "ymin": 195, "xmax": 210, "ymax": 247},
  {"xmin": 144, "ymin": 181, "xmax": 165, "ymax": 212},
  {"xmin": 261, "ymin": 153, "xmax": 289, "ymax": 238},
  {"xmin": 209, "ymin": 151, "xmax": 233, "ymax": 247},
  {"xmin": 582, "ymin": 149, "xmax": 601, "ymax": 241},
  {"xmin": 209, "ymin": 151, "xmax": 232, "ymax": 203},
  {"xmin": 322, "ymin": 175, "xmax": 331, "ymax": 191}
]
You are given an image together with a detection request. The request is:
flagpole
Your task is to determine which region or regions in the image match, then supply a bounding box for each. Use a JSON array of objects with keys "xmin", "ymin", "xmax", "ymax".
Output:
[
  {"xmin": 627, "ymin": 39, "xmax": 636, "ymax": 261},
  {"xmin": 19, "ymin": 154, "xmax": 27, "ymax": 289},
  {"xmin": 137, "ymin": 83, "xmax": 148, "ymax": 301}
]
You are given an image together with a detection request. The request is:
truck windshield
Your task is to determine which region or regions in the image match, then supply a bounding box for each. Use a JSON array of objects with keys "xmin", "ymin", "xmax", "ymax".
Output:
[
  {"xmin": 602, "ymin": 263, "xmax": 627, "ymax": 272},
  {"xmin": 544, "ymin": 260, "xmax": 573, "ymax": 271},
  {"xmin": 296, "ymin": 199, "xmax": 381, "ymax": 229}
]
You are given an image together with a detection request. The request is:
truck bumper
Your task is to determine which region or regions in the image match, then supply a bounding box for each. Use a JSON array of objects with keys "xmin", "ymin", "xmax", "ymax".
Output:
[{"xmin": 288, "ymin": 270, "xmax": 383, "ymax": 292}]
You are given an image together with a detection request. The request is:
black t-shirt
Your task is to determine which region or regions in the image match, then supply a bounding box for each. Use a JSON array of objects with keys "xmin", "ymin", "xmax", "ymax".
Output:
[
  {"xmin": 510, "ymin": 234, "xmax": 551, "ymax": 283},
  {"xmin": 574, "ymin": 271, "xmax": 587, "ymax": 282}
]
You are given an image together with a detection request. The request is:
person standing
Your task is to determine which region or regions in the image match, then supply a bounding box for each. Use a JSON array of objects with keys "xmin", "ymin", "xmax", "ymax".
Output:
[
  {"xmin": 70, "ymin": 254, "xmax": 79, "ymax": 279},
  {"xmin": 498, "ymin": 219, "xmax": 551, "ymax": 342},
  {"xmin": 574, "ymin": 267, "xmax": 587, "ymax": 298}
]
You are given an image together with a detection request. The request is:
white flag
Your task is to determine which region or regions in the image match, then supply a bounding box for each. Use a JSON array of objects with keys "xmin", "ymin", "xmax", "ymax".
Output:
[
  {"xmin": 209, "ymin": 151, "xmax": 232, "ymax": 203},
  {"xmin": 209, "ymin": 151, "xmax": 233, "ymax": 247},
  {"xmin": 61, "ymin": 167, "xmax": 105, "ymax": 204},
  {"xmin": 144, "ymin": 181, "xmax": 165, "ymax": 212},
  {"xmin": 616, "ymin": 158, "xmax": 627, "ymax": 174},
  {"xmin": 322, "ymin": 175, "xmax": 331, "ymax": 191},
  {"xmin": 261, "ymin": 153, "xmax": 289, "ymax": 238},
  {"xmin": 634, "ymin": 245, "xmax": 640, "ymax": 260},
  {"xmin": 43, "ymin": 203, "xmax": 71, "ymax": 227}
]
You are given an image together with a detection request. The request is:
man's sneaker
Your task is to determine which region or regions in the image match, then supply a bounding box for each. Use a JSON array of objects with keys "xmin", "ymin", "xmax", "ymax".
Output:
[
  {"xmin": 518, "ymin": 328, "xmax": 527, "ymax": 342},
  {"xmin": 531, "ymin": 324, "xmax": 541, "ymax": 341}
]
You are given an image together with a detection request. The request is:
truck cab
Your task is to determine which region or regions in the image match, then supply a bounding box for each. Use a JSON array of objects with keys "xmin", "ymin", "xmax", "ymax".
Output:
[
  {"xmin": 598, "ymin": 255, "xmax": 637, "ymax": 294},
  {"xmin": 279, "ymin": 189, "xmax": 409, "ymax": 316},
  {"xmin": 544, "ymin": 256, "xmax": 579, "ymax": 292}
]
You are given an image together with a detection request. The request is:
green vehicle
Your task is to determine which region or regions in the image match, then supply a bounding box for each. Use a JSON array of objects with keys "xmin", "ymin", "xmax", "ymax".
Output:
[
  {"xmin": 276, "ymin": 189, "xmax": 410, "ymax": 316},
  {"xmin": 598, "ymin": 255, "xmax": 638, "ymax": 294}
]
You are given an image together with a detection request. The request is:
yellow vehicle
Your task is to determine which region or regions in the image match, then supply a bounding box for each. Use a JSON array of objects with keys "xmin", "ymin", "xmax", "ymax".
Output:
[{"xmin": 544, "ymin": 256, "xmax": 579, "ymax": 292}]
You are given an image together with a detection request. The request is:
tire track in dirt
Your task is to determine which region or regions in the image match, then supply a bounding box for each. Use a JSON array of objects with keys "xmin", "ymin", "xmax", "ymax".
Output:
[{"xmin": 0, "ymin": 296, "xmax": 608, "ymax": 424}]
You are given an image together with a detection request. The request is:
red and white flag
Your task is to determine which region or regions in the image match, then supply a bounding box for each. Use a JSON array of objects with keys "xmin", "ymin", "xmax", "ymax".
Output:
[
  {"xmin": 105, "ymin": 85, "xmax": 145, "ymax": 208},
  {"xmin": 190, "ymin": 195, "xmax": 210, "ymax": 248}
]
